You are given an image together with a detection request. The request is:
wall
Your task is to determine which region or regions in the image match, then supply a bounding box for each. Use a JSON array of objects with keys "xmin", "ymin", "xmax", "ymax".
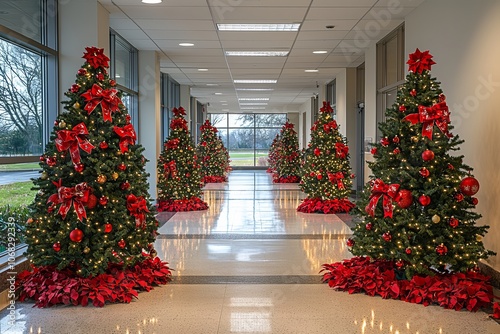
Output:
[
  {"xmin": 406, "ymin": 0, "xmax": 500, "ymax": 271},
  {"xmin": 364, "ymin": 44, "xmax": 377, "ymax": 183},
  {"xmin": 298, "ymin": 99, "xmax": 312, "ymax": 150}
]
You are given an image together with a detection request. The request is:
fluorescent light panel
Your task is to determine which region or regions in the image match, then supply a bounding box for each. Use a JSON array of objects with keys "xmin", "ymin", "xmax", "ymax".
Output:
[
  {"xmin": 239, "ymin": 103, "xmax": 268, "ymax": 106},
  {"xmin": 217, "ymin": 23, "xmax": 300, "ymax": 32},
  {"xmin": 142, "ymin": 0, "xmax": 162, "ymax": 3},
  {"xmin": 238, "ymin": 98, "xmax": 269, "ymax": 101},
  {"xmin": 234, "ymin": 80, "xmax": 277, "ymax": 84},
  {"xmin": 305, "ymin": 69, "xmax": 319, "ymax": 72},
  {"xmin": 225, "ymin": 51, "xmax": 289, "ymax": 57},
  {"xmin": 236, "ymin": 88, "xmax": 274, "ymax": 91},
  {"xmin": 240, "ymin": 106, "xmax": 266, "ymax": 110},
  {"xmin": 313, "ymin": 50, "xmax": 328, "ymax": 54}
]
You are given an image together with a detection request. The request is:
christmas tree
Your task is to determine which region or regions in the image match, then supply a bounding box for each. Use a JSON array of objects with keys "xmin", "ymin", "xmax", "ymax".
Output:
[
  {"xmin": 297, "ymin": 102, "xmax": 355, "ymax": 214},
  {"xmin": 157, "ymin": 107, "xmax": 208, "ymax": 211},
  {"xmin": 266, "ymin": 133, "xmax": 280, "ymax": 173},
  {"xmin": 349, "ymin": 49, "xmax": 495, "ymax": 278},
  {"xmin": 197, "ymin": 119, "xmax": 229, "ymax": 183},
  {"xmin": 19, "ymin": 47, "xmax": 170, "ymax": 307},
  {"xmin": 272, "ymin": 121, "xmax": 301, "ymax": 183}
]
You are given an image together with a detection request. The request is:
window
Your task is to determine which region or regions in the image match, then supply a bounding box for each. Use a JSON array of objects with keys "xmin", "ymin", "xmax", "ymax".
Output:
[
  {"xmin": 376, "ymin": 24, "xmax": 405, "ymax": 139},
  {"xmin": 160, "ymin": 73, "xmax": 180, "ymax": 141}
]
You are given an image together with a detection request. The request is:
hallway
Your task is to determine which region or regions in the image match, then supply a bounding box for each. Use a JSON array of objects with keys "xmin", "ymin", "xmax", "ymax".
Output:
[{"xmin": 1, "ymin": 171, "xmax": 498, "ymax": 333}]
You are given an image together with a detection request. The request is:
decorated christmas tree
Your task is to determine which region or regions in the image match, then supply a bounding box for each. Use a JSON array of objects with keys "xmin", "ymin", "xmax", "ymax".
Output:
[
  {"xmin": 297, "ymin": 102, "xmax": 355, "ymax": 214},
  {"xmin": 197, "ymin": 119, "xmax": 229, "ymax": 183},
  {"xmin": 18, "ymin": 47, "xmax": 170, "ymax": 307},
  {"xmin": 272, "ymin": 121, "xmax": 301, "ymax": 183},
  {"xmin": 266, "ymin": 133, "xmax": 280, "ymax": 174},
  {"xmin": 157, "ymin": 107, "xmax": 208, "ymax": 211},
  {"xmin": 347, "ymin": 49, "xmax": 495, "ymax": 278}
]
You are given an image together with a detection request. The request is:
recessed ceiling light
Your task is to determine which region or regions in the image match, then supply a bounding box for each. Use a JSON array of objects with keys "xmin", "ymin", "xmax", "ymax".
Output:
[
  {"xmin": 236, "ymin": 88, "xmax": 274, "ymax": 91},
  {"xmin": 142, "ymin": 0, "xmax": 162, "ymax": 3},
  {"xmin": 240, "ymin": 103, "xmax": 268, "ymax": 106},
  {"xmin": 234, "ymin": 80, "xmax": 277, "ymax": 84},
  {"xmin": 313, "ymin": 50, "xmax": 328, "ymax": 54},
  {"xmin": 198, "ymin": 68, "xmax": 208, "ymax": 71},
  {"xmin": 214, "ymin": 93, "xmax": 223, "ymax": 95},
  {"xmin": 240, "ymin": 106, "xmax": 266, "ymax": 110},
  {"xmin": 179, "ymin": 43, "xmax": 194, "ymax": 47},
  {"xmin": 206, "ymin": 83, "xmax": 219, "ymax": 86},
  {"xmin": 238, "ymin": 98, "xmax": 270, "ymax": 101},
  {"xmin": 305, "ymin": 69, "xmax": 319, "ymax": 72},
  {"xmin": 226, "ymin": 51, "xmax": 289, "ymax": 57},
  {"xmin": 217, "ymin": 23, "xmax": 300, "ymax": 32}
]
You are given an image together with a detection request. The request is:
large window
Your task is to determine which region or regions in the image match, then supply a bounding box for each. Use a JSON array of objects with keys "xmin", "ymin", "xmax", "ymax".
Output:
[
  {"xmin": 161, "ymin": 73, "xmax": 180, "ymax": 141},
  {"xmin": 209, "ymin": 113, "xmax": 286, "ymax": 167}
]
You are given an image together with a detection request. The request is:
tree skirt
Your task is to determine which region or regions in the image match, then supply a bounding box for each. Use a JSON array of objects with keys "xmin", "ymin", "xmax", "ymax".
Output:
[
  {"xmin": 16, "ymin": 257, "xmax": 171, "ymax": 308},
  {"xmin": 321, "ymin": 256, "xmax": 497, "ymax": 313},
  {"xmin": 157, "ymin": 197, "xmax": 208, "ymax": 212},
  {"xmin": 297, "ymin": 198, "xmax": 355, "ymax": 214},
  {"xmin": 202, "ymin": 175, "xmax": 227, "ymax": 183},
  {"xmin": 273, "ymin": 175, "xmax": 300, "ymax": 183}
]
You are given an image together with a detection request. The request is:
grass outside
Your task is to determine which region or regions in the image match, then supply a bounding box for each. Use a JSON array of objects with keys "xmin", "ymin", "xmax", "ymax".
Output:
[
  {"xmin": 229, "ymin": 151, "xmax": 269, "ymax": 166},
  {"xmin": 0, "ymin": 181, "xmax": 36, "ymax": 207},
  {"xmin": 0, "ymin": 162, "xmax": 41, "ymax": 171}
]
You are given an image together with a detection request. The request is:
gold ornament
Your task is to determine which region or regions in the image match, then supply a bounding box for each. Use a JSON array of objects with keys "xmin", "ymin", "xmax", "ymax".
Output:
[
  {"xmin": 97, "ymin": 175, "xmax": 107, "ymax": 184},
  {"xmin": 41, "ymin": 172, "xmax": 48, "ymax": 180},
  {"xmin": 179, "ymin": 150, "xmax": 183, "ymax": 153},
  {"xmin": 476, "ymin": 235, "xmax": 483, "ymax": 242},
  {"xmin": 112, "ymin": 172, "xmax": 119, "ymax": 180},
  {"xmin": 411, "ymin": 136, "xmax": 418, "ymax": 143},
  {"xmin": 73, "ymin": 102, "xmax": 80, "ymax": 109},
  {"xmin": 59, "ymin": 120, "xmax": 66, "ymax": 128},
  {"xmin": 83, "ymin": 247, "xmax": 90, "ymax": 254},
  {"xmin": 432, "ymin": 214, "xmax": 440, "ymax": 223}
]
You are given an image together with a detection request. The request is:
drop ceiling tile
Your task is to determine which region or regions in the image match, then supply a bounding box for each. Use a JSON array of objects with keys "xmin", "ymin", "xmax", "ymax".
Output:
[
  {"xmin": 135, "ymin": 19, "xmax": 215, "ymax": 31},
  {"xmin": 300, "ymin": 20, "xmax": 358, "ymax": 31},
  {"xmin": 126, "ymin": 39, "xmax": 159, "ymax": 50},
  {"xmin": 213, "ymin": 7, "xmax": 308, "ymax": 22},
  {"xmin": 218, "ymin": 31, "xmax": 297, "ymax": 41},
  {"xmin": 307, "ymin": 7, "xmax": 371, "ymax": 20},
  {"xmin": 293, "ymin": 39, "xmax": 341, "ymax": 49},
  {"xmin": 208, "ymin": 0, "xmax": 310, "ymax": 7},
  {"xmin": 374, "ymin": 0, "xmax": 424, "ymax": 7},
  {"xmin": 354, "ymin": 19, "xmax": 404, "ymax": 33},
  {"xmin": 366, "ymin": 6, "xmax": 417, "ymax": 19},
  {"xmin": 118, "ymin": 6, "xmax": 211, "ymax": 20},
  {"xmin": 145, "ymin": 30, "xmax": 219, "ymax": 40},
  {"xmin": 155, "ymin": 40, "xmax": 221, "ymax": 49},
  {"xmin": 110, "ymin": 0, "xmax": 207, "ymax": 5},
  {"xmin": 112, "ymin": 29, "xmax": 149, "ymax": 40},
  {"xmin": 222, "ymin": 40, "xmax": 293, "ymax": 49},
  {"xmin": 296, "ymin": 30, "xmax": 349, "ymax": 40},
  {"xmin": 109, "ymin": 18, "xmax": 140, "ymax": 30},
  {"xmin": 311, "ymin": 0, "xmax": 377, "ymax": 6}
]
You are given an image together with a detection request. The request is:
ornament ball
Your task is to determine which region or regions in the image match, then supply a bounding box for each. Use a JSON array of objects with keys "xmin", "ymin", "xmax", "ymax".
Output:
[
  {"xmin": 346, "ymin": 238, "xmax": 355, "ymax": 247},
  {"xmin": 83, "ymin": 247, "xmax": 90, "ymax": 254},
  {"xmin": 104, "ymin": 223, "xmax": 112, "ymax": 233},
  {"xmin": 53, "ymin": 242, "xmax": 61, "ymax": 252},
  {"xmin": 432, "ymin": 214, "xmax": 441, "ymax": 223},
  {"xmin": 422, "ymin": 150, "xmax": 435, "ymax": 161},
  {"xmin": 69, "ymin": 228, "xmax": 84, "ymax": 242},
  {"xmin": 459, "ymin": 176, "xmax": 480, "ymax": 196}
]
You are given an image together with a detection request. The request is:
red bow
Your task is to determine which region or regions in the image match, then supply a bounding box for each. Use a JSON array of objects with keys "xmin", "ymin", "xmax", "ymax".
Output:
[
  {"xmin": 127, "ymin": 194, "xmax": 150, "ymax": 229},
  {"xmin": 163, "ymin": 161, "xmax": 177, "ymax": 178},
  {"xmin": 320, "ymin": 101, "xmax": 333, "ymax": 113},
  {"xmin": 403, "ymin": 101, "xmax": 451, "ymax": 140},
  {"xmin": 47, "ymin": 180, "xmax": 90, "ymax": 221},
  {"xmin": 335, "ymin": 142, "xmax": 349, "ymax": 159},
  {"xmin": 114, "ymin": 124, "xmax": 137, "ymax": 153},
  {"xmin": 365, "ymin": 179, "xmax": 400, "ymax": 218},
  {"xmin": 170, "ymin": 118, "xmax": 188, "ymax": 131},
  {"xmin": 284, "ymin": 122, "xmax": 294, "ymax": 129},
  {"xmin": 172, "ymin": 107, "xmax": 186, "ymax": 116},
  {"xmin": 328, "ymin": 172, "xmax": 345, "ymax": 190},
  {"xmin": 165, "ymin": 138, "xmax": 180, "ymax": 150},
  {"xmin": 81, "ymin": 84, "xmax": 122, "ymax": 122},
  {"xmin": 55, "ymin": 122, "xmax": 94, "ymax": 164}
]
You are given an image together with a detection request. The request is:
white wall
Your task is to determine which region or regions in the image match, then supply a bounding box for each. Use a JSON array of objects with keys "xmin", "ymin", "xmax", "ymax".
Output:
[
  {"xmin": 364, "ymin": 44, "xmax": 377, "ymax": 183},
  {"xmin": 406, "ymin": 0, "xmax": 500, "ymax": 271},
  {"xmin": 299, "ymin": 99, "xmax": 312, "ymax": 150}
]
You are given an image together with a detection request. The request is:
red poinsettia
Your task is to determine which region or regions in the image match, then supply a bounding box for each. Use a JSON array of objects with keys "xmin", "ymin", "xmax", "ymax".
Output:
[
  {"xmin": 406, "ymin": 48, "xmax": 436, "ymax": 73},
  {"xmin": 172, "ymin": 107, "xmax": 186, "ymax": 116},
  {"xmin": 170, "ymin": 118, "xmax": 188, "ymax": 131},
  {"xmin": 82, "ymin": 46, "xmax": 110, "ymax": 70},
  {"xmin": 157, "ymin": 197, "xmax": 208, "ymax": 212},
  {"xmin": 297, "ymin": 198, "xmax": 355, "ymax": 214},
  {"xmin": 273, "ymin": 175, "xmax": 300, "ymax": 183},
  {"xmin": 319, "ymin": 101, "xmax": 333, "ymax": 113},
  {"xmin": 203, "ymin": 175, "xmax": 228, "ymax": 183},
  {"xmin": 493, "ymin": 302, "xmax": 500, "ymax": 319}
]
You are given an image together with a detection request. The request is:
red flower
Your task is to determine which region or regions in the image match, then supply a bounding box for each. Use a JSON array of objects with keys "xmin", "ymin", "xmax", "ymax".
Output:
[
  {"xmin": 170, "ymin": 118, "xmax": 188, "ymax": 131},
  {"xmin": 82, "ymin": 46, "xmax": 110, "ymax": 69},
  {"xmin": 319, "ymin": 101, "xmax": 333, "ymax": 113},
  {"xmin": 172, "ymin": 107, "xmax": 186, "ymax": 116},
  {"xmin": 165, "ymin": 138, "xmax": 180, "ymax": 150},
  {"xmin": 493, "ymin": 302, "xmax": 500, "ymax": 319},
  {"xmin": 406, "ymin": 48, "xmax": 436, "ymax": 73}
]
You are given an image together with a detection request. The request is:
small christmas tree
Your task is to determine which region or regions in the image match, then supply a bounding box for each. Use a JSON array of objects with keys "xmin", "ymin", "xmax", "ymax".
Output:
[
  {"xmin": 297, "ymin": 102, "xmax": 355, "ymax": 214},
  {"xmin": 273, "ymin": 121, "xmax": 301, "ymax": 183},
  {"xmin": 267, "ymin": 133, "xmax": 280, "ymax": 173},
  {"xmin": 197, "ymin": 119, "xmax": 229, "ymax": 183},
  {"xmin": 349, "ymin": 49, "xmax": 495, "ymax": 278},
  {"xmin": 19, "ymin": 47, "xmax": 170, "ymax": 307},
  {"xmin": 157, "ymin": 107, "xmax": 208, "ymax": 211}
]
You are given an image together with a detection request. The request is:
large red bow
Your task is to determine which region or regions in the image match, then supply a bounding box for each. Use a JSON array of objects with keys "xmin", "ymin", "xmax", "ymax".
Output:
[
  {"xmin": 81, "ymin": 84, "xmax": 122, "ymax": 122},
  {"xmin": 113, "ymin": 124, "xmax": 137, "ymax": 153},
  {"xmin": 335, "ymin": 142, "xmax": 349, "ymax": 159},
  {"xmin": 170, "ymin": 118, "xmax": 188, "ymax": 131},
  {"xmin": 403, "ymin": 101, "xmax": 451, "ymax": 140},
  {"xmin": 172, "ymin": 107, "xmax": 186, "ymax": 116},
  {"xmin": 320, "ymin": 101, "xmax": 333, "ymax": 113},
  {"xmin": 365, "ymin": 179, "xmax": 400, "ymax": 218},
  {"xmin": 47, "ymin": 180, "xmax": 90, "ymax": 221},
  {"xmin": 126, "ymin": 194, "xmax": 150, "ymax": 229},
  {"xmin": 328, "ymin": 172, "xmax": 345, "ymax": 190},
  {"xmin": 163, "ymin": 161, "xmax": 177, "ymax": 178},
  {"xmin": 55, "ymin": 122, "xmax": 94, "ymax": 164}
]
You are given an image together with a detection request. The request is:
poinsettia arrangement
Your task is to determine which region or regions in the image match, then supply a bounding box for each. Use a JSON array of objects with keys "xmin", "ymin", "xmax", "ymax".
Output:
[
  {"xmin": 297, "ymin": 198, "xmax": 355, "ymax": 214},
  {"xmin": 157, "ymin": 197, "xmax": 208, "ymax": 212}
]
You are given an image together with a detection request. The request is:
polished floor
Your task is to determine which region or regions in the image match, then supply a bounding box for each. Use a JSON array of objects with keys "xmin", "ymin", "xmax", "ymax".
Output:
[{"xmin": 1, "ymin": 171, "xmax": 499, "ymax": 333}]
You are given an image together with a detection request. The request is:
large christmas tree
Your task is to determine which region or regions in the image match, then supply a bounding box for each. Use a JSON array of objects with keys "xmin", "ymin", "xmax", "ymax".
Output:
[
  {"xmin": 157, "ymin": 107, "xmax": 208, "ymax": 211},
  {"xmin": 197, "ymin": 119, "xmax": 229, "ymax": 183},
  {"xmin": 297, "ymin": 102, "xmax": 355, "ymax": 214},
  {"xmin": 19, "ymin": 47, "xmax": 170, "ymax": 307},
  {"xmin": 349, "ymin": 49, "xmax": 494, "ymax": 278},
  {"xmin": 272, "ymin": 121, "xmax": 301, "ymax": 183},
  {"xmin": 266, "ymin": 133, "xmax": 280, "ymax": 174}
]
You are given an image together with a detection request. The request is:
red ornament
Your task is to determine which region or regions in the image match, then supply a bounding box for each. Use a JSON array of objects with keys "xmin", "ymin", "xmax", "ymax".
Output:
[
  {"xmin": 393, "ymin": 148, "xmax": 400, "ymax": 154},
  {"xmin": 186, "ymin": 172, "xmax": 191, "ymax": 178},
  {"xmin": 118, "ymin": 239, "xmax": 126, "ymax": 248},
  {"xmin": 309, "ymin": 172, "xmax": 315, "ymax": 177},
  {"xmin": 201, "ymin": 141, "xmax": 207, "ymax": 147},
  {"xmin": 39, "ymin": 155, "xmax": 46, "ymax": 162},
  {"xmin": 380, "ymin": 137, "xmax": 390, "ymax": 147},
  {"xmin": 126, "ymin": 114, "xmax": 131, "ymax": 123},
  {"xmin": 370, "ymin": 147, "xmax": 377, "ymax": 155},
  {"xmin": 436, "ymin": 243, "xmax": 448, "ymax": 255},
  {"xmin": 104, "ymin": 223, "xmax": 113, "ymax": 233},
  {"xmin": 392, "ymin": 136, "xmax": 400, "ymax": 144},
  {"xmin": 346, "ymin": 238, "xmax": 355, "ymax": 247},
  {"xmin": 419, "ymin": 195, "xmax": 431, "ymax": 206},
  {"xmin": 365, "ymin": 222, "xmax": 373, "ymax": 231},
  {"xmin": 316, "ymin": 174, "xmax": 323, "ymax": 180},
  {"xmin": 70, "ymin": 84, "xmax": 80, "ymax": 93},
  {"xmin": 422, "ymin": 150, "xmax": 435, "ymax": 161},
  {"xmin": 117, "ymin": 163, "xmax": 127, "ymax": 171},
  {"xmin": 109, "ymin": 79, "xmax": 116, "ymax": 86},
  {"xmin": 449, "ymin": 217, "xmax": 459, "ymax": 228},
  {"xmin": 396, "ymin": 189, "xmax": 413, "ymax": 208},
  {"xmin": 46, "ymin": 157, "xmax": 57, "ymax": 166},
  {"xmin": 350, "ymin": 173, "xmax": 355, "ymax": 179},
  {"xmin": 405, "ymin": 247, "xmax": 412, "ymax": 255},
  {"xmin": 399, "ymin": 105, "xmax": 406, "ymax": 112},
  {"xmin": 120, "ymin": 181, "xmax": 130, "ymax": 190},
  {"xmin": 471, "ymin": 197, "xmax": 479, "ymax": 205},
  {"xmin": 459, "ymin": 176, "xmax": 480, "ymax": 196},
  {"xmin": 419, "ymin": 167, "xmax": 430, "ymax": 178},
  {"xmin": 69, "ymin": 228, "xmax": 84, "ymax": 243},
  {"xmin": 382, "ymin": 232, "xmax": 392, "ymax": 242},
  {"xmin": 77, "ymin": 68, "xmax": 87, "ymax": 76},
  {"xmin": 99, "ymin": 141, "xmax": 108, "ymax": 149},
  {"xmin": 314, "ymin": 148, "xmax": 321, "ymax": 156},
  {"xmin": 410, "ymin": 89, "xmax": 417, "ymax": 97},
  {"xmin": 447, "ymin": 163, "xmax": 454, "ymax": 170},
  {"xmin": 74, "ymin": 163, "xmax": 85, "ymax": 172},
  {"xmin": 455, "ymin": 193, "xmax": 464, "ymax": 202},
  {"xmin": 96, "ymin": 73, "xmax": 104, "ymax": 81},
  {"xmin": 86, "ymin": 194, "xmax": 98, "ymax": 209},
  {"xmin": 53, "ymin": 242, "xmax": 61, "ymax": 252},
  {"xmin": 395, "ymin": 260, "xmax": 404, "ymax": 268},
  {"xmin": 99, "ymin": 196, "xmax": 108, "ymax": 206}
]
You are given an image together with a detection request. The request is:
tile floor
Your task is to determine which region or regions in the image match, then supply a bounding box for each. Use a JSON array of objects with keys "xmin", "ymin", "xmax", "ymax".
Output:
[{"xmin": 1, "ymin": 170, "xmax": 498, "ymax": 333}]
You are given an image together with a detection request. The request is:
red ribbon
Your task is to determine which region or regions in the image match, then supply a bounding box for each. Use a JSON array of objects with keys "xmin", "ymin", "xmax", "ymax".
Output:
[
  {"xmin": 365, "ymin": 179, "xmax": 400, "ymax": 218},
  {"xmin": 113, "ymin": 124, "xmax": 137, "ymax": 153},
  {"xmin": 335, "ymin": 142, "xmax": 349, "ymax": 159},
  {"xmin": 126, "ymin": 194, "xmax": 150, "ymax": 229},
  {"xmin": 320, "ymin": 101, "xmax": 333, "ymax": 113},
  {"xmin": 170, "ymin": 118, "xmax": 188, "ymax": 131},
  {"xmin": 172, "ymin": 107, "xmax": 186, "ymax": 116},
  {"xmin": 54, "ymin": 122, "xmax": 94, "ymax": 164},
  {"xmin": 328, "ymin": 172, "xmax": 345, "ymax": 189},
  {"xmin": 47, "ymin": 180, "xmax": 90, "ymax": 221},
  {"xmin": 81, "ymin": 84, "xmax": 122, "ymax": 122},
  {"xmin": 403, "ymin": 101, "xmax": 451, "ymax": 140}
]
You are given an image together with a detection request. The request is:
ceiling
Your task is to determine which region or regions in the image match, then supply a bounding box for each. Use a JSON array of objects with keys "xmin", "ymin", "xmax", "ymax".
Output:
[{"xmin": 98, "ymin": 0, "xmax": 423, "ymax": 113}]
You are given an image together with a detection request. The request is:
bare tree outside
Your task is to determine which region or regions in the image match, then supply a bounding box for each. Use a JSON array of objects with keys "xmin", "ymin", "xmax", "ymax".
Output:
[{"xmin": 0, "ymin": 39, "xmax": 43, "ymax": 156}]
